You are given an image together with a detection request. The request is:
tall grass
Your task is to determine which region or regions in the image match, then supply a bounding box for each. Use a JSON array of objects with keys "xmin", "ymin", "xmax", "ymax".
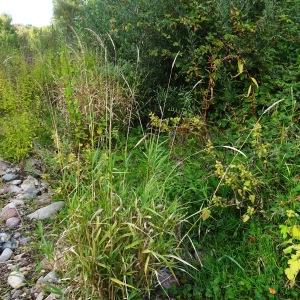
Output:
[{"xmin": 47, "ymin": 35, "xmax": 189, "ymax": 299}]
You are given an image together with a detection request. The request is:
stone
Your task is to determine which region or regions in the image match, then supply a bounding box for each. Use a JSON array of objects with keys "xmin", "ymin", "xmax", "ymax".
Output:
[
  {"xmin": 44, "ymin": 294, "xmax": 57, "ymax": 300},
  {"xmin": 10, "ymin": 179, "xmax": 22, "ymax": 185},
  {"xmin": 6, "ymin": 217, "xmax": 21, "ymax": 228},
  {"xmin": 27, "ymin": 202, "xmax": 64, "ymax": 220},
  {"xmin": 19, "ymin": 237, "xmax": 31, "ymax": 245},
  {"xmin": 36, "ymin": 292, "xmax": 44, "ymax": 300},
  {"xmin": 7, "ymin": 271, "xmax": 25, "ymax": 289},
  {"xmin": 21, "ymin": 175, "xmax": 39, "ymax": 192},
  {"xmin": 25, "ymin": 158, "xmax": 43, "ymax": 177},
  {"xmin": 13, "ymin": 232, "xmax": 21, "ymax": 239},
  {"xmin": 0, "ymin": 248, "xmax": 13, "ymax": 262},
  {"xmin": 11, "ymin": 199, "xmax": 25, "ymax": 206},
  {"xmin": 43, "ymin": 271, "xmax": 59, "ymax": 284},
  {"xmin": 0, "ymin": 232, "xmax": 10, "ymax": 242},
  {"xmin": 41, "ymin": 258, "xmax": 54, "ymax": 270},
  {"xmin": 0, "ymin": 206, "xmax": 18, "ymax": 221},
  {"xmin": 0, "ymin": 160, "xmax": 10, "ymax": 175},
  {"xmin": 36, "ymin": 194, "xmax": 52, "ymax": 206},
  {"xmin": 11, "ymin": 290, "xmax": 22, "ymax": 299},
  {"xmin": 157, "ymin": 268, "xmax": 178, "ymax": 289},
  {"xmin": 8, "ymin": 185, "xmax": 22, "ymax": 194},
  {"xmin": 2, "ymin": 241, "xmax": 18, "ymax": 250},
  {"xmin": 0, "ymin": 187, "xmax": 9, "ymax": 195},
  {"xmin": 2, "ymin": 173, "xmax": 18, "ymax": 182}
]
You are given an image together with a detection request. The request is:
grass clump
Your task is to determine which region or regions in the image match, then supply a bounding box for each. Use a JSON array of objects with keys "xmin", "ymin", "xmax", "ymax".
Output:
[{"xmin": 56, "ymin": 141, "xmax": 185, "ymax": 298}]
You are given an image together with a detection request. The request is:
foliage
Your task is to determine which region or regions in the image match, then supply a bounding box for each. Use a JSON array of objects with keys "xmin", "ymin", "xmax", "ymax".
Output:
[
  {"xmin": 0, "ymin": 55, "xmax": 41, "ymax": 160},
  {"xmin": 0, "ymin": 1, "xmax": 299, "ymax": 299},
  {"xmin": 53, "ymin": 0, "xmax": 299, "ymax": 117},
  {"xmin": 0, "ymin": 14, "xmax": 19, "ymax": 47}
]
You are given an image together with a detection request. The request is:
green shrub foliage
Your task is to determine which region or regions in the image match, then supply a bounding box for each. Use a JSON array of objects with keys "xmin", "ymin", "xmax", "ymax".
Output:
[{"xmin": 54, "ymin": 0, "xmax": 299, "ymax": 117}]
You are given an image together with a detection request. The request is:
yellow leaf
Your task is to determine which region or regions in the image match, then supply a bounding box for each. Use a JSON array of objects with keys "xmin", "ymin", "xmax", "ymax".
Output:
[
  {"xmin": 144, "ymin": 255, "xmax": 150, "ymax": 275},
  {"xmin": 238, "ymin": 59, "xmax": 244, "ymax": 74},
  {"xmin": 269, "ymin": 287, "xmax": 276, "ymax": 295},
  {"xmin": 251, "ymin": 77, "xmax": 259, "ymax": 88},
  {"xmin": 291, "ymin": 225, "xmax": 300, "ymax": 240},
  {"xmin": 110, "ymin": 278, "xmax": 136, "ymax": 289},
  {"xmin": 247, "ymin": 85, "xmax": 252, "ymax": 97},
  {"xmin": 201, "ymin": 208, "xmax": 211, "ymax": 221},
  {"xmin": 242, "ymin": 214, "xmax": 250, "ymax": 223}
]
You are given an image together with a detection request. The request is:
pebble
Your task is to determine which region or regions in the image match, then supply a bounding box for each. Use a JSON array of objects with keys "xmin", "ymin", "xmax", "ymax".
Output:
[
  {"xmin": 44, "ymin": 293, "xmax": 57, "ymax": 300},
  {"xmin": 0, "ymin": 160, "xmax": 10, "ymax": 174},
  {"xmin": 3, "ymin": 240, "xmax": 18, "ymax": 249},
  {"xmin": 6, "ymin": 217, "xmax": 21, "ymax": 228},
  {"xmin": 13, "ymin": 232, "xmax": 21, "ymax": 239},
  {"xmin": 19, "ymin": 237, "xmax": 31, "ymax": 245},
  {"xmin": 0, "ymin": 232, "xmax": 10, "ymax": 242},
  {"xmin": 11, "ymin": 290, "xmax": 22, "ymax": 299},
  {"xmin": 9, "ymin": 185, "xmax": 22, "ymax": 194},
  {"xmin": 0, "ymin": 248, "xmax": 13, "ymax": 262},
  {"xmin": 16, "ymin": 192, "xmax": 38, "ymax": 200},
  {"xmin": 21, "ymin": 176, "xmax": 39, "ymax": 192},
  {"xmin": 36, "ymin": 194, "xmax": 52, "ymax": 206},
  {"xmin": 0, "ymin": 187, "xmax": 9, "ymax": 195},
  {"xmin": 36, "ymin": 292, "xmax": 44, "ymax": 300},
  {"xmin": 11, "ymin": 199, "xmax": 25, "ymax": 206},
  {"xmin": 7, "ymin": 271, "xmax": 25, "ymax": 289},
  {"xmin": 157, "ymin": 268, "xmax": 178, "ymax": 289},
  {"xmin": 27, "ymin": 201, "xmax": 64, "ymax": 220},
  {"xmin": 43, "ymin": 271, "xmax": 59, "ymax": 284},
  {"xmin": 2, "ymin": 173, "xmax": 18, "ymax": 182},
  {"xmin": 10, "ymin": 179, "xmax": 22, "ymax": 185},
  {"xmin": 0, "ymin": 206, "xmax": 18, "ymax": 221}
]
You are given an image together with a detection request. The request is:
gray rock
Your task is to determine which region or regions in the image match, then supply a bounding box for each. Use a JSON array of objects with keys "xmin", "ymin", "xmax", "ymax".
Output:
[
  {"xmin": 21, "ymin": 175, "xmax": 39, "ymax": 192},
  {"xmin": 44, "ymin": 294, "xmax": 58, "ymax": 300},
  {"xmin": 7, "ymin": 271, "xmax": 25, "ymax": 289},
  {"xmin": 19, "ymin": 237, "xmax": 31, "ymax": 245},
  {"xmin": 0, "ymin": 232, "xmax": 10, "ymax": 243},
  {"xmin": 2, "ymin": 240, "xmax": 18, "ymax": 249},
  {"xmin": 11, "ymin": 290, "xmax": 22, "ymax": 299},
  {"xmin": 2, "ymin": 173, "xmax": 18, "ymax": 182},
  {"xmin": 16, "ymin": 191, "xmax": 39, "ymax": 200},
  {"xmin": 11, "ymin": 199, "xmax": 25, "ymax": 206},
  {"xmin": 36, "ymin": 292, "xmax": 44, "ymax": 300},
  {"xmin": 0, "ymin": 160, "xmax": 10, "ymax": 175},
  {"xmin": 0, "ymin": 187, "xmax": 9, "ymax": 195},
  {"xmin": 9, "ymin": 185, "xmax": 22, "ymax": 194},
  {"xmin": 157, "ymin": 268, "xmax": 178, "ymax": 289},
  {"xmin": 0, "ymin": 248, "xmax": 13, "ymax": 262},
  {"xmin": 27, "ymin": 201, "xmax": 64, "ymax": 220},
  {"xmin": 13, "ymin": 232, "xmax": 21, "ymax": 239},
  {"xmin": 43, "ymin": 271, "xmax": 59, "ymax": 284}
]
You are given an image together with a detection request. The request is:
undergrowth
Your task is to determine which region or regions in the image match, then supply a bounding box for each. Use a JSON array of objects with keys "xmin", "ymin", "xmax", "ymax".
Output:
[{"xmin": 0, "ymin": 3, "xmax": 299, "ymax": 299}]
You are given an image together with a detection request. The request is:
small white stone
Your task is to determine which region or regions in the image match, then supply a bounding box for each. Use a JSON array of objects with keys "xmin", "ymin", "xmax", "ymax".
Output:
[
  {"xmin": 7, "ymin": 271, "xmax": 25, "ymax": 289},
  {"xmin": 10, "ymin": 179, "xmax": 22, "ymax": 185}
]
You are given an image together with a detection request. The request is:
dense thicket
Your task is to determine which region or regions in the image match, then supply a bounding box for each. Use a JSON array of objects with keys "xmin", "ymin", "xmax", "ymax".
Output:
[{"xmin": 54, "ymin": 0, "xmax": 299, "ymax": 117}]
